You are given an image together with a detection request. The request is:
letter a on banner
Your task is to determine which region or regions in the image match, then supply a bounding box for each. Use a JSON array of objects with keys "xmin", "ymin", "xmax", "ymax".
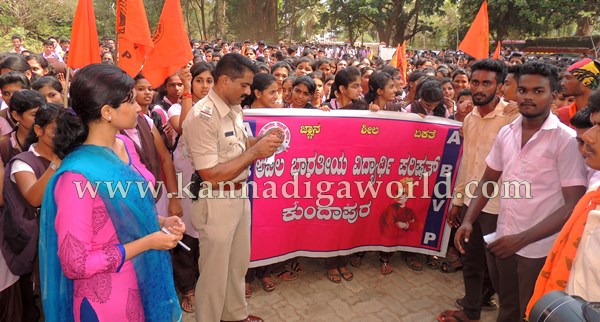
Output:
[{"xmin": 116, "ymin": 0, "xmax": 154, "ymax": 77}]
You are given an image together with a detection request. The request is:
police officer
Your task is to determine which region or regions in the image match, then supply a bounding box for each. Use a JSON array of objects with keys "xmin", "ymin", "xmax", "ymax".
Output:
[{"xmin": 183, "ymin": 53, "xmax": 282, "ymax": 322}]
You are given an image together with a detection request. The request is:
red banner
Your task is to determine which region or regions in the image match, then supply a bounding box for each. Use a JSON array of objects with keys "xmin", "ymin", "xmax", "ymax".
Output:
[{"xmin": 243, "ymin": 110, "xmax": 463, "ymax": 267}]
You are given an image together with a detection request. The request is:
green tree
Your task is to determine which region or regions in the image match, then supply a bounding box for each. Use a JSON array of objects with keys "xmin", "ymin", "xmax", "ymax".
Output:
[
  {"xmin": 356, "ymin": 0, "xmax": 445, "ymax": 46},
  {"xmin": 0, "ymin": 0, "xmax": 77, "ymax": 51},
  {"xmin": 457, "ymin": 0, "xmax": 599, "ymax": 42},
  {"xmin": 321, "ymin": 0, "xmax": 368, "ymax": 45}
]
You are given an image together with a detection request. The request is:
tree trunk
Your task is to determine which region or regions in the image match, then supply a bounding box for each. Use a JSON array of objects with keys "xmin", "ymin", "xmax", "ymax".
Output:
[
  {"xmin": 576, "ymin": 16, "xmax": 593, "ymax": 36},
  {"xmin": 264, "ymin": 0, "xmax": 278, "ymax": 43},
  {"xmin": 200, "ymin": 0, "xmax": 206, "ymax": 40},
  {"xmin": 213, "ymin": 0, "xmax": 226, "ymax": 39}
]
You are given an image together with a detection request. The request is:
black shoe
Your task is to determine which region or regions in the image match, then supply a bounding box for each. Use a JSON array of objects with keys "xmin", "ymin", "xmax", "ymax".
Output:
[{"xmin": 455, "ymin": 297, "xmax": 498, "ymax": 311}]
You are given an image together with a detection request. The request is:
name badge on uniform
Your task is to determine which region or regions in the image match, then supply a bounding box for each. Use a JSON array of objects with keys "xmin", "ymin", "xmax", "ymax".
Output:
[{"xmin": 225, "ymin": 131, "xmax": 234, "ymax": 137}]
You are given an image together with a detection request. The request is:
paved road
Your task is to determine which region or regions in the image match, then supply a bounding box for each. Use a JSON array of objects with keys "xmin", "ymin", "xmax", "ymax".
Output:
[{"xmin": 183, "ymin": 252, "xmax": 497, "ymax": 321}]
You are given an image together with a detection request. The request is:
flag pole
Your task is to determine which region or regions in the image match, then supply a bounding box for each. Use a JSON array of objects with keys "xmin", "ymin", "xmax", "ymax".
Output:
[{"xmin": 63, "ymin": 68, "xmax": 70, "ymax": 109}]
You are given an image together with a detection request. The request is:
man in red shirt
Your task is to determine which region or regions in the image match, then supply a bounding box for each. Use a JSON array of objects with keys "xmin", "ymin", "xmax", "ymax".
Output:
[{"xmin": 557, "ymin": 58, "xmax": 600, "ymax": 126}]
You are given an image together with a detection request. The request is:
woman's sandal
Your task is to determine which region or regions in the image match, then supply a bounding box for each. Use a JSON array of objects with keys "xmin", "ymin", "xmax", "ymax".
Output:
[
  {"xmin": 380, "ymin": 257, "xmax": 393, "ymax": 275},
  {"xmin": 180, "ymin": 291, "xmax": 195, "ymax": 313},
  {"xmin": 327, "ymin": 270, "xmax": 342, "ymax": 283},
  {"xmin": 338, "ymin": 267, "xmax": 353, "ymax": 281},
  {"xmin": 277, "ymin": 269, "xmax": 299, "ymax": 281},
  {"xmin": 437, "ymin": 310, "xmax": 479, "ymax": 322},
  {"xmin": 427, "ymin": 255, "xmax": 442, "ymax": 270},
  {"xmin": 289, "ymin": 261, "xmax": 306, "ymax": 276},
  {"xmin": 261, "ymin": 277, "xmax": 276, "ymax": 292},
  {"xmin": 245, "ymin": 282, "xmax": 252, "ymax": 298},
  {"xmin": 350, "ymin": 253, "xmax": 364, "ymax": 268},
  {"xmin": 405, "ymin": 254, "xmax": 426, "ymax": 271}
]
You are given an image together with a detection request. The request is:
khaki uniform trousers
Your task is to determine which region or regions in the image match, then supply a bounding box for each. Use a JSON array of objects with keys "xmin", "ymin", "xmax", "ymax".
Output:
[{"xmin": 191, "ymin": 192, "xmax": 251, "ymax": 322}]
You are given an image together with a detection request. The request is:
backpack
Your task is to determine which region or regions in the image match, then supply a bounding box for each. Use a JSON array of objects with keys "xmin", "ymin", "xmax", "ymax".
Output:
[{"xmin": 0, "ymin": 151, "xmax": 50, "ymax": 275}]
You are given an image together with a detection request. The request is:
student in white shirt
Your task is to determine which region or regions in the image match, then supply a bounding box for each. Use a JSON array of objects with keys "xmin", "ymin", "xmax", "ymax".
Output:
[{"xmin": 454, "ymin": 61, "xmax": 588, "ymax": 322}]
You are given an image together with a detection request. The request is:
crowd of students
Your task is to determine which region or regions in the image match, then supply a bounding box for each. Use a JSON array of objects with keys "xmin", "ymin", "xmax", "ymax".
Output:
[{"xmin": 0, "ymin": 34, "xmax": 599, "ymax": 322}]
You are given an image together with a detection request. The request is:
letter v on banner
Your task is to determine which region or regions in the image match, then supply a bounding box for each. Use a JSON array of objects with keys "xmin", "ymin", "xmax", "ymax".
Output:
[
  {"xmin": 142, "ymin": 0, "xmax": 194, "ymax": 88},
  {"xmin": 116, "ymin": 0, "xmax": 154, "ymax": 78}
]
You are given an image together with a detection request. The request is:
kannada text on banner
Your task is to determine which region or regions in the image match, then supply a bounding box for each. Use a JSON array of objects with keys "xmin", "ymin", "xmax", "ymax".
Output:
[{"xmin": 243, "ymin": 109, "xmax": 463, "ymax": 267}]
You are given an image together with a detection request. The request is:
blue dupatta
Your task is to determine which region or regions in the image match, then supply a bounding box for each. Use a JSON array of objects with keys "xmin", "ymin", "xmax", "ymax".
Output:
[{"xmin": 39, "ymin": 144, "xmax": 182, "ymax": 322}]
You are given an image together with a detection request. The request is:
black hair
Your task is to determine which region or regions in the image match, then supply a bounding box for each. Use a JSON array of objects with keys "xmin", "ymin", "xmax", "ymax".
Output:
[
  {"xmin": 26, "ymin": 54, "xmax": 50, "ymax": 72},
  {"xmin": 190, "ymin": 61, "xmax": 213, "ymax": 80},
  {"xmin": 53, "ymin": 64, "xmax": 135, "ymax": 159},
  {"xmin": 451, "ymin": 68, "xmax": 469, "ymax": 82},
  {"xmin": 517, "ymin": 61, "xmax": 561, "ymax": 92},
  {"xmin": 59, "ymin": 39, "xmax": 70, "ymax": 44},
  {"xmin": 407, "ymin": 71, "xmax": 425, "ymax": 84},
  {"xmin": 470, "ymin": 59, "xmax": 507, "ymax": 85},
  {"xmin": 295, "ymin": 57, "xmax": 315, "ymax": 72},
  {"xmin": 422, "ymin": 67, "xmax": 436, "ymax": 76},
  {"xmin": 416, "ymin": 59, "xmax": 431, "ymax": 69},
  {"xmin": 315, "ymin": 59, "xmax": 331, "ymax": 70},
  {"xmin": 255, "ymin": 62, "xmax": 270, "ymax": 74},
  {"xmin": 9, "ymin": 89, "xmax": 45, "ymax": 117},
  {"xmin": 23, "ymin": 103, "xmax": 63, "ymax": 150},
  {"xmin": 507, "ymin": 64, "xmax": 522, "ymax": 76},
  {"xmin": 31, "ymin": 76, "xmax": 63, "ymax": 93},
  {"xmin": 418, "ymin": 78, "xmax": 444, "ymax": 103},
  {"xmin": 330, "ymin": 66, "xmax": 361, "ymax": 100},
  {"xmin": 308, "ymin": 70, "xmax": 325, "ymax": 83},
  {"xmin": 0, "ymin": 71, "xmax": 30, "ymax": 90},
  {"xmin": 456, "ymin": 89, "xmax": 472, "ymax": 101},
  {"xmin": 42, "ymin": 39, "xmax": 54, "ymax": 47},
  {"xmin": 360, "ymin": 66, "xmax": 375, "ymax": 77},
  {"xmin": 437, "ymin": 67, "xmax": 451, "ymax": 78},
  {"xmin": 381, "ymin": 65, "xmax": 400, "ymax": 78},
  {"xmin": 214, "ymin": 53, "xmax": 257, "ymax": 83},
  {"xmin": 439, "ymin": 77, "xmax": 452, "ymax": 86},
  {"xmin": 271, "ymin": 61, "xmax": 291, "ymax": 76},
  {"xmin": 292, "ymin": 76, "xmax": 316, "ymax": 94},
  {"xmin": 0, "ymin": 54, "xmax": 32, "ymax": 74},
  {"xmin": 11, "ymin": 35, "xmax": 22, "ymax": 41},
  {"xmin": 364, "ymin": 72, "xmax": 393, "ymax": 104},
  {"xmin": 587, "ymin": 88, "xmax": 600, "ymax": 114},
  {"xmin": 570, "ymin": 107, "xmax": 592, "ymax": 129},
  {"xmin": 242, "ymin": 73, "xmax": 278, "ymax": 107}
]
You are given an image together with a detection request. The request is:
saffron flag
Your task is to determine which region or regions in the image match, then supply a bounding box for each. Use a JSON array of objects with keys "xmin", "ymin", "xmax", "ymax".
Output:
[
  {"xmin": 389, "ymin": 43, "xmax": 400, "ymax": 68},
  {"xmin": 493, "ymin": 40, "xmax": 502, "ymax": 60},
  {"xmin": 458, "ymin": 0, "xmax": 489, "ymax": 60},
  {"xmin": 397, "ymin": 41, "xmax": 408, "ymax": 83},
  {"xmin": 68, "ymin": 0, "xmax": 101, "ymax": 68},
  {"xmin": 143, "ymin": 0, "xmax": 193, "ymax": 88},
  {"xmin": 116, "ymin": 0, "xmax": 154, "ymax": 77}
]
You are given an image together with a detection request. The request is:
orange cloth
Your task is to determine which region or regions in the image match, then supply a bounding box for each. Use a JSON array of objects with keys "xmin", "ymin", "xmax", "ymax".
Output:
[
  {"xmin": 458, "ymin": 1, "xmax": 489, "ymax": 59},
  {"xmin": 525, "ymin": 187, "xmax": 600, "ymax": 319},
  {"xmin": 557, "ymin": 102, "xmax": 577, "ymax": 128},
  {"xmin": 116, "ymin": 0, "xmax": 154, "ymax": 77},
  {"xmin": 68, "ymin": 0, "xmax": 101, "ymax": 69},
  {"xmin": 398, "ymin": 41, "xmax": 408, "ymax": 84},
  {"xmin": 492, "ymin": 41, "xmax": 501, "ymax": 60},
  {"xmin": 142, "ymin": 0, "xmax": 193, "ymax": 88}
]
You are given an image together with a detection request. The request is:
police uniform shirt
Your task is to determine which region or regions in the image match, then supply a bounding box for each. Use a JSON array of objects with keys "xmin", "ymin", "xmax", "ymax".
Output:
[{"xmin": 182, "ymin": 89, "xmax": 249, "ymax": 183}]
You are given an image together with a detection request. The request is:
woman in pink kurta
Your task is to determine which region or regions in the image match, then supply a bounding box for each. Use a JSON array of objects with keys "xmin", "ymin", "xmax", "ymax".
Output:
[
  {"xmin": 39, "ymin": 64, "xmax": 184, "ymax": 322},
  {"xmin": 53, "ymin": 135, "xmax": 153, "ymax": 320}
]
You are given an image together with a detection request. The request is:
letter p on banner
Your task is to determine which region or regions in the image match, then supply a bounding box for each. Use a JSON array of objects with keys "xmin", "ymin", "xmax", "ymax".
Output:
[{"xmin": 423, "ymin": 232, "xmax": 437, "ymax": 245}]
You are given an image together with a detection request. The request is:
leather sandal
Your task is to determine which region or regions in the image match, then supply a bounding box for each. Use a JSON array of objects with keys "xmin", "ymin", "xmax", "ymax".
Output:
[{"xmin": 380, "ymin": 257, "xmax": 393, "ymax": 275}]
